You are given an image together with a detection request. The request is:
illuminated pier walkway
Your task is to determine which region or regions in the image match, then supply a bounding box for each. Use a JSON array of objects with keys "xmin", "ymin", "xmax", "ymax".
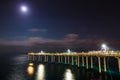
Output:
[{"xmin": 28, "ymin": 51, "xmax": 120, "ymax": 73}]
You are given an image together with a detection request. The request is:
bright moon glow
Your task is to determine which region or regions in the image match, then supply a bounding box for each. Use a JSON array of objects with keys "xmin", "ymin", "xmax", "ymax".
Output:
[{"xmin": 21, "ymin": 5, "xmax": 27, "ymax": 12}]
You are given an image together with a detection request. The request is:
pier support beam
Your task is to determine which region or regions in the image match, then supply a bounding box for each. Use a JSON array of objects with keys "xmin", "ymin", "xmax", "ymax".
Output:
[
  {"xmin": 82, "ymin": 56, "xmax": 84, "ymax": 67},
  {"xmin": 75, "ymin": 56, "xmax": 77, "ymax": 65},
  {"xmin": 60, "ymin": 56, "xmax": 62, "ymax": 63},
  {"xmin": 86, "ymin": 56, "xmax": 88, "ymax": 69},
  {"xmin": 51, "ymin": 56, "xmax": 53, "ymax": 62},
  {"xmin": 118, "ymin": 58, "xmax": 120, "ymax": 72},
  {"xmin": 39, "ymin": 56, "xmax": 42, "ymax": 62},
  {"xmin": 103, "ymin": 57, "xmax": 107, "ymax": 72},
  {"xmin": 44, "ymin": 55, "xmax": 46, "ymax": 62},
  {"xmin": 77, "ymin": 56, "xmax": 80, "ymax": 67},
  {"xmin": 91, "ymin": 56, "xmax": 93, "ymax": 69},
  {"xmin": 46, "ymin": 56, "xmax": 48, "ymax": 62},
  {"xmin": 61, "ymin": 56, "xmax": 63, "ymax": 63},
  {"xmin": 38, "ymin": 56, "xmax": 40, "ymax": 61},
  {"xmin": 72, "ymin": 56, "xmax": 74, "ymax": 65},
  {"xmin": 68, "ymin": 56, "xmax": 69, "ymax": 64},
  {"xmin": 58, "ymin": 56, "xmax": 60, "ymax": 63},
  {"xmin": 65, "ymin": 56, "xmax": 67, "ymax": 64},
  {"xmin": 98, "ymin": 57, "xmax": 101, "ymax": 73},
  {"xmin": 53, "ymin": 55, "xmax": 55, "ymax": 62},
  {"xmin": 34, "ymin": 55, "xmax": 36, "ymax": 61},
  {"xmin": 29, "ymin": 55, "xmax": 31, "ymax": 60},
  {"xmin": 33, "ymin": 55, "xmax": 35, "ymax": 61}
]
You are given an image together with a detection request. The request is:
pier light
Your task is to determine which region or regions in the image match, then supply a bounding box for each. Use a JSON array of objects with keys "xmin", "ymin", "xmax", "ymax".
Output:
[
  {"xmin": 41, "ymin": 50, "xmax": 44, "ymax": 54},
  {"xmin": 102, "ymin": 44, "xmax": 107, "ymax": 49},
  {"xmin": 38, "ymin": 50, "xmax": 44, "ymax": 54},
  {"xmin": 67, "ymin": 49, "xmax": 71, "ymax": 54},
  {"xmin": 101, "ymin": 44, "xmax": 108, "ymax": 52}
]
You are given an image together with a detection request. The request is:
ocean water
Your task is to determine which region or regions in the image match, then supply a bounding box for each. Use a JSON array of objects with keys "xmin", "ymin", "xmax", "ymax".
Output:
[{"xmin": 0, "ymin": 54, "xmax": 120, "ymax": 80}]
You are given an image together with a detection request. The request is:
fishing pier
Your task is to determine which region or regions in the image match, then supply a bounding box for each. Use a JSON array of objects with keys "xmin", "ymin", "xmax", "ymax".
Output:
[{"xmin": 28, "ymin": 51, "xmax": 120, "ymax": 73}]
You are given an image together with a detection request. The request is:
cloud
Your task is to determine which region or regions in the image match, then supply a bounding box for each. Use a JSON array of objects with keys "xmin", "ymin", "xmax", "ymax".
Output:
[
  {"xmin": 0, "ymin": 37, "xmax": 58, "ymax": 46},
  {"xmin": 64, "ymin": 33, "xmax": 79, "ymax": 41},
  {"xmin": 0, "ymin": 33, "xmax": 120, "ymax": 52},
  {"xmin": 28, "ymin": 28, "xmax": 47, "ymax": 32},
  {"xmin": 0, "ymin": 34, "xmax": 106, "ymax": 46}
]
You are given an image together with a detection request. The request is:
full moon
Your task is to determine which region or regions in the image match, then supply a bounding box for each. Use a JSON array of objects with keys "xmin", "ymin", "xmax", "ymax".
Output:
[{"xmin": 21, "ymin": 5, "xmax": 28, "ymax": 12}]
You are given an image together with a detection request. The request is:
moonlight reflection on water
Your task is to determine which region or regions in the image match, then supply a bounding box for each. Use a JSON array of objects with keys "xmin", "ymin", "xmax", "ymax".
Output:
[{"xmin": 7, "ymin": 55, "xmax": 27, "ymax": 80}]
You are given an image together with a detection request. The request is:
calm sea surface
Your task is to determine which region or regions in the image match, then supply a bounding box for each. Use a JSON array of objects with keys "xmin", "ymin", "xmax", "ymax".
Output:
[{"xmin": 0, "ymin": 54, "xmax": 120, "ymax": 80}]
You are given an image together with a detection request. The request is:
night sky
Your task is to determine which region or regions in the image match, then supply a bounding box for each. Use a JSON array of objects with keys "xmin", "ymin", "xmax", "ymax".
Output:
[{"xmin": 0, "ymin": 0, "xmax": 120, "ymax": 53}]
